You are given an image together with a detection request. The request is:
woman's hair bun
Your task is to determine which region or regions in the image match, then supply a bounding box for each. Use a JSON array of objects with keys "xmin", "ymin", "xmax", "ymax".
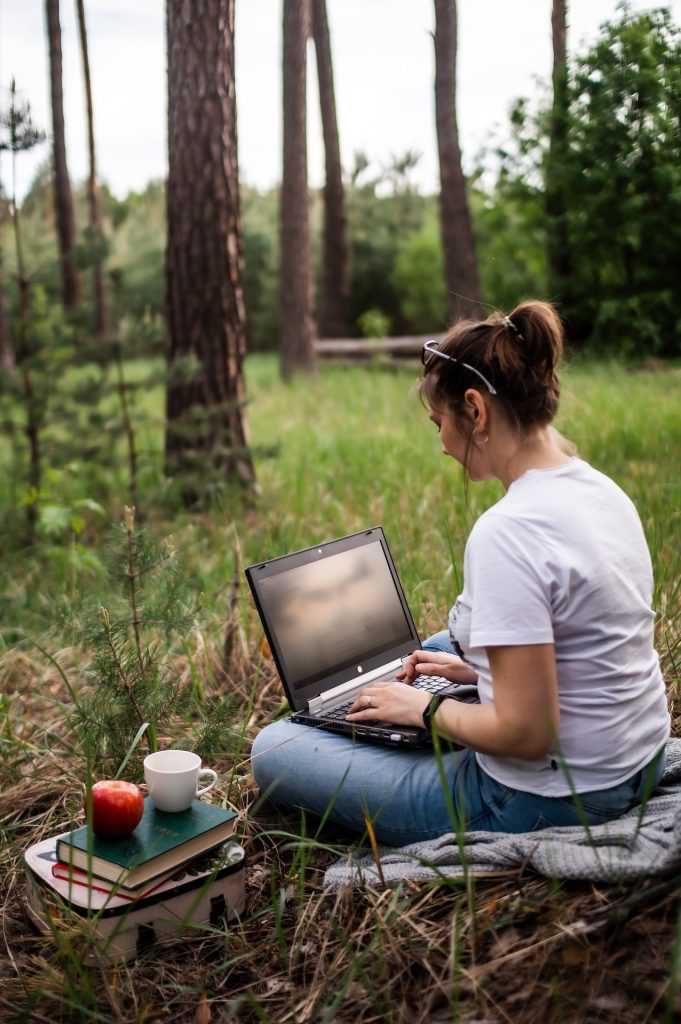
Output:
[
  {"xmin": 487, "ymin": 300, "xmax": 564, "ymax": 427},
  {"xmin": 421, "ymin": 299, "xmax": 565, "ymax": 430},
  {"xmin": 504, "ymin": 300, "xmax": 564, "ymax": 384}
]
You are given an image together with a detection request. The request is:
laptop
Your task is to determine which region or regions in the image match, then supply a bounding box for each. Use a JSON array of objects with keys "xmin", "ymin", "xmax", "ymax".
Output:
[{"xmin": 245, "ymin": 526, "xmax": 479, "ymax": 747}]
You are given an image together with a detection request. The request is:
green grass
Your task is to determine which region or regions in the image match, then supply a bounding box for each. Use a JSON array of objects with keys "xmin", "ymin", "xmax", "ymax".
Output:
[
  {"xmin": 1, "ymin": 355, "xmax": 681, "ymax": 1022},
  {"xmin": 2, "ymin": 353, "xmax": 679, "ymax": 633}
]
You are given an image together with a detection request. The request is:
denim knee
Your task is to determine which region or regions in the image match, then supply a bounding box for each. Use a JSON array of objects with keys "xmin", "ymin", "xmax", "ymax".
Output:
[
  {"xmin": 250, "ymin": 720, "xmax": 295, "ymax": 793},
  {"xmin": 421, "ymin": 629, "xmax": 454, "ymax": 654}
]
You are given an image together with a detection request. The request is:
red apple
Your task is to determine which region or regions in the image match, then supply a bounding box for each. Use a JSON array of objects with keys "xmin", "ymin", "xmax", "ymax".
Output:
[{"xmin": 86, "ymin": 780, "xmax": 144, "ymax": 838}]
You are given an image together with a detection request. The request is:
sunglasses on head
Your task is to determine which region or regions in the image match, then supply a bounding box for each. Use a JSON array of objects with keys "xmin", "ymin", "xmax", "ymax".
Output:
[{"xmin": 421, "ymin": 340, "xmax": 497, "ymax": 396}]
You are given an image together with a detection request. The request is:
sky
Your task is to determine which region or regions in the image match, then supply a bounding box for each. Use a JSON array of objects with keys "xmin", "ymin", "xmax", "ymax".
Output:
[{"xmin": 2, "ymin": 0, "xmax": 680, "ymax": 202}]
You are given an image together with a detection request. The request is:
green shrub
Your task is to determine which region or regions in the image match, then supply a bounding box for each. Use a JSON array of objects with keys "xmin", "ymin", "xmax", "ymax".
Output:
[{"xmin": 393, "ymin": 223, "xmax": 447, "ymax": 332}]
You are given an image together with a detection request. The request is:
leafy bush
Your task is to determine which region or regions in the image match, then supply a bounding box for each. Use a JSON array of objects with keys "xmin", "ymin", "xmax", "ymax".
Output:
[
  {"xmin": 564, "ymin": 7, "xmax": 681, "ymax": 354},
  {"xmin": 470, "ymin": 176, "xmax": 548, "ymax": 313},
  {"xmin": 393, "ymin": 221, "xmax": 447, "ymax": 332},
  {"xmin": 485, "ymin": 6, "xmax": 681, "ymax": 355},
  {"xmin": 108, "ymin": 180, "xmax": 165, "ymax": 319},
  {"xmin": 357, "ymin": 307, "xmax": 391, "ymax": 339},
  {"xmin": 242, "ymin": 186, "xmax": 280, "ymax": 351}
]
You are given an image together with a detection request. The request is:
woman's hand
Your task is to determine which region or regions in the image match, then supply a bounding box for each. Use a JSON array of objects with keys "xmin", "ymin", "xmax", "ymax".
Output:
[
  {"xmin": 346, "ymin": 681, "xmax": 431, "ymax": 728},
  {"xmin": 396, "ymin": 649, "xmax": 478, "ymax": 686}
]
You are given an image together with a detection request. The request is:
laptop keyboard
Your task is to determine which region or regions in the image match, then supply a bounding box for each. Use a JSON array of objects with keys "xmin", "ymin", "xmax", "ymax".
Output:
[{"xmin": 322, "ymin": 674, "xmax": 452, "ymax": 721}]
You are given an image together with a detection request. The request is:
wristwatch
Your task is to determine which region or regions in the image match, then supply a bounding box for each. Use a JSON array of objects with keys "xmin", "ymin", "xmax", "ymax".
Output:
[{"xmin": 422, "ymin": 693, "xmax": 450, "ymax": 732}]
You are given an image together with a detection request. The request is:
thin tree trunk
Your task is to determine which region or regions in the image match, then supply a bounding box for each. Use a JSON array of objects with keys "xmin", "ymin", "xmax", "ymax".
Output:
[
  {"xmin": 311, "ymin": 0, "xmax": 348, "ymax": 339},
  {"xmin": 0, "ymin": 198, "xmax": 14, "ymax": 373},
  {"xmin": 12, "ymin": 147, "xmax": 39, "ymax": 537},
  {"xmin": 279, "ymin": 0, "xmax": 317, "ymax": 378},
  {"xmin": 45, "ymin": 0, "xmax": 80, "ymax": 309},
  {"xmin": 75, "ymin": 0, "xmax": 107, "ymax": 336},
  {"xmin": 546, "ymin": 0, "xmax": 571, "ymax": 308},
  {"xmin": 433, "ymin": 0, "xmax": 482, "ymax": 323},
  {"xmin": 165, "ymin": 0, "xmax": 256, "ymax": 497},
  {"xmin": 0, "ymin": 46, "xmax": 12, "ymax": 371}
]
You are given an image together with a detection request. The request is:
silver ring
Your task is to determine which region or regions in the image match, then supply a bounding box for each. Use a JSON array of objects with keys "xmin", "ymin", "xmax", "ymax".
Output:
[{"xmin": 366, "ymin": 695, "xmax": 372, "ymax": 708}]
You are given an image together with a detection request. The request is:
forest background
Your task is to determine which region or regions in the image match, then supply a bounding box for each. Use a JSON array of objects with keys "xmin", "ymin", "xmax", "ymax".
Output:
[
  {"xmin": 3, "ymin": 0, "xmax": 681, "ymax": 364},
  {"xmin": 0, "ymin": 1, "xmax": 680, "ymax": 1021}
]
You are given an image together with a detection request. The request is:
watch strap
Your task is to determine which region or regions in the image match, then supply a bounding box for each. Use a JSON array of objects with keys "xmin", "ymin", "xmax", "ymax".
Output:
[{"xmin": 422, "ymin": 693, "xmax": 446, "ymax": 732}]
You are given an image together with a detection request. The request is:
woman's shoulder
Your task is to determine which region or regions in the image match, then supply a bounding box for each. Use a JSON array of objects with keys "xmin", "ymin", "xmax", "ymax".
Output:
[
  {"xmin": 469, "ymin": 457, "xmax": 642, "ymax": 550},
  {"xmin": 466, "ymin": 501, "xmax": 539, "ymax": 554},
  {"xmin": 505, "ymin": 457, "xmax": 634, "ymax": 512}
]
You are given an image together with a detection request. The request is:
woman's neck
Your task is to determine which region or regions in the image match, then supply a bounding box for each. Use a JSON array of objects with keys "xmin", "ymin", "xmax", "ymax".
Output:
[{"xmin": 493, "ymin": 426, "xmax": 572, "ymax": 490}]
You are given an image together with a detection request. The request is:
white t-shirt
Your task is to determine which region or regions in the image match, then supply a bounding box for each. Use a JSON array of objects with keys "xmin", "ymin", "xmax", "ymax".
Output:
[{"xmin": 449, "ymin": 458, "xmax": 670, "ymax": 796}]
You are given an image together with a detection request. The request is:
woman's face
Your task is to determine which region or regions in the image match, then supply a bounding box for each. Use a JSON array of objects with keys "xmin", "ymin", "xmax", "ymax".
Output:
[
  {"xmin": 430, "ymin": 405, "xmax": 464, "ymax": 461},
  {"xmin": 429, "ymin": 403, "xmax": 490, "ymax": 481}
]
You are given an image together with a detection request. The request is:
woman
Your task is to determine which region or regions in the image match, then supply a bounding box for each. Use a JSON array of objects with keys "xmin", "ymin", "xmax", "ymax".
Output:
[{"xmin": 251, "ymin": 301, "xmax": 670, "ymax": 845}]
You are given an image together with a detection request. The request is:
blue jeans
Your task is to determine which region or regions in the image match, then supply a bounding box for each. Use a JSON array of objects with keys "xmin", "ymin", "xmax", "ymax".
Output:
[{"xmin": 250, "ymin": 632, "xmax": 666, "ymax": 845}]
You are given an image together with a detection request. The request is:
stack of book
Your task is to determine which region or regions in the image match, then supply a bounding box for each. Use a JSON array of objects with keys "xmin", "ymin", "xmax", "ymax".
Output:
[{"xmin": 24, "ymin": 798, "xmax": 245, "ymax": 963}]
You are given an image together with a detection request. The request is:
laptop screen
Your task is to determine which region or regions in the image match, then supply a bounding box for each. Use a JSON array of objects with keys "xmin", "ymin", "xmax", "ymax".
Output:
[{"xmin": 255, "ymin": 539, "xmax": 414, "ymax": 692}]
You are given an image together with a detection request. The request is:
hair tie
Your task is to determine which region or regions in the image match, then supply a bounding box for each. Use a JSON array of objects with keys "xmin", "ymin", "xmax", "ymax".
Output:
[{"xmin": 503, "ymin": 315, "xmax": 524, "ymax": 342}]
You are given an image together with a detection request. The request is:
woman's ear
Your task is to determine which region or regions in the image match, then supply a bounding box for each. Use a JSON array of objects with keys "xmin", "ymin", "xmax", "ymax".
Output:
[{"xmin": 463, "ymin": 389, "xmax": 488, "ymax": 431}]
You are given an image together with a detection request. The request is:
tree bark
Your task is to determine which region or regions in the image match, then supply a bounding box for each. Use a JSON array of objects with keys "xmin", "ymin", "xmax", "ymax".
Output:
[
  {"xmin": 165, "ymin": 0, "xmax": 256, "ymax": 497},
  {"xmin": 0, "ymin": 52, "xmax": 12, "ymax": 371},
  {"xmin": 433, "ymin": 0, "xmax": 482, "ymax": 323},
  {"xmin": 76, "ymin": 0, "xmax": 107, "ymax": 336},
  {"xmin": 279, "ymin": 0, "xmax": 317, "ymax": 378},
  {"xmin": 0, "ymin": 197, "xmax": 14, "ymax": 372},
  {"xmin": 45, "ymin": 0, "xmax": 80, "ymax": 309},
  {"xmin": 546, "ymin": 0, "xmax": 571, "ymax": 308},
  {"xmin": 311, "ymin": 0, "xmax": 348, "ymax": 339},
  {"xmin": 11, "ymin": 144, "xmax": 39, "ymax": 537}
]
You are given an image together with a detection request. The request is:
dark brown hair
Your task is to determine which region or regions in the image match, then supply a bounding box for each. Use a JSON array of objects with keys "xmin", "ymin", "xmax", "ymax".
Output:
[{"xmin": 420, "ymin": 300, "xmax": 564, "ymax": 432}]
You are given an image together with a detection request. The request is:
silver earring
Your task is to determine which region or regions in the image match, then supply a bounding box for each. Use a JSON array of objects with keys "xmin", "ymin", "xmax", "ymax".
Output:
[{"xmin": 473, "ymin": 429, "xmax": 489, "ymax": 445}]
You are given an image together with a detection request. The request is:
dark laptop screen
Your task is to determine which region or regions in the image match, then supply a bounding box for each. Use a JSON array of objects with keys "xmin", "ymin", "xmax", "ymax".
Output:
[{"xmin": 257, "ymin": 540, "xmax": 414, "ymax": 691}]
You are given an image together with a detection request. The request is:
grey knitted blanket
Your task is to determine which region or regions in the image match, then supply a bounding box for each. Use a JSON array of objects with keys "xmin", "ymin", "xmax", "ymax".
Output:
[{"xmin": 323, "ymin": 739, "xmax": 681, "ymax": 891}]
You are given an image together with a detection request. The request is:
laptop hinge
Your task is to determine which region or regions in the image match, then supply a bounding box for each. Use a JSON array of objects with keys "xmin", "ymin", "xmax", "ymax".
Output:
[{"xmin": 308, "ymin": 658, "xmax": 403, "ymax": 715}]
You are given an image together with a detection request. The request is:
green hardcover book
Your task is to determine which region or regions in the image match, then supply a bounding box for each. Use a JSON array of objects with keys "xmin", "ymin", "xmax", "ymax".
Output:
[{"xmin": 56, "ymin": 799, "xmax": 238, "ymax": 888}]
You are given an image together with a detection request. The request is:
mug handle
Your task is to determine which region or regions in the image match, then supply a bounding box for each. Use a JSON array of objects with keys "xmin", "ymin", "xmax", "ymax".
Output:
[{"xmin": 196, "ymin": 768, "xmax": 218, "ymax": 798}]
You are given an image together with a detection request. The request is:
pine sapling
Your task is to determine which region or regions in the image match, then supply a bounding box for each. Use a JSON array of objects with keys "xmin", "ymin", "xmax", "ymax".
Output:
[{"xmin": 70, "ymin": 506, "xmax": 202, "ymax": 776}]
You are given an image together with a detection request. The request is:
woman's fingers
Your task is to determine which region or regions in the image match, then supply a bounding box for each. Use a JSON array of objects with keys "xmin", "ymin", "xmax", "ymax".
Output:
[
  {"xmin": 413, "ymin": 660, "xmax": 460, "ymax": 677},
  {"xmin": 347, "ymin": 687, "xmax": 381, "ymax": 715},
  {"xmin": 398, "ymin": 650, "xmax": 463, "ymax": 678},
  {"xmin": 397, "ymin": 650, "xmax": 477, "ymax": 685},
  {"xmin": 346, "ymin": 682, "xmax": 430, "ymax": 727},
  {"xmin": 347, "ymin": 681, "xmax": 406, "ymax": 714}
]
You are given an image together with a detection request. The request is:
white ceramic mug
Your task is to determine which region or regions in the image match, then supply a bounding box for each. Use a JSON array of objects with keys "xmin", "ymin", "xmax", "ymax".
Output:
[{"xmin": 143, "ymin": 749, "xmax": 218, "ymax": 813}]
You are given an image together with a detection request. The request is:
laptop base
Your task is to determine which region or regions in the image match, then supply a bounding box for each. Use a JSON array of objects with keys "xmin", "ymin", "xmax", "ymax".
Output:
[{"xmin": 290, "ymin": 712, "xmax": 428, "ymax": 747}]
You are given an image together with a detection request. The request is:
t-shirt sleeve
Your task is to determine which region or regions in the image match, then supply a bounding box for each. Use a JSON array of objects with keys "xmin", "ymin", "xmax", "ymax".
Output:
[{"xmin": 466, "ymin": 512, "xmax": 555, "ymax": 648}]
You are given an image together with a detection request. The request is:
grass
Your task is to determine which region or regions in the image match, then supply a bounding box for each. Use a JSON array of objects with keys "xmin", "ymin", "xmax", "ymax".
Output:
[{"xmin": 1, "ymin": 354, "xmax": 681, "ymax": 1022}]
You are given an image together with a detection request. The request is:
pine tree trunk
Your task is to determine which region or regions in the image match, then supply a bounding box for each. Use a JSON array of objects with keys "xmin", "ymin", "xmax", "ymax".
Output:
[
  {"xmin": 0, "ymin": 198, "xmax": 14, "ymax": 373},
  {"xmin": 311, "ymin": 0, "xmax": 348, "ymax": 339},
  {"xmin": 45, "ymin": 0, "xmax": 80, "ymax": 310},
  {"xmin": 165, "ymin": 0, "xmax": 256, "ymax": 498},
  {"xmin": 546, "ymin": 0, "xmax": 571, "ymax": 309},
  {"xmin": 11, "ymin": 147, "xmax": 39, "ymax": 538},
  {"xmin": 279, "ymin": 0, "xmax": 317, "ymax": 378},
  {"xmin": 433, "ymin": 0, "xmax": 482, "ymax": 323},
  {"xmin": 76, "ymin": 0, "xmax": 107, "ymax": 336}
]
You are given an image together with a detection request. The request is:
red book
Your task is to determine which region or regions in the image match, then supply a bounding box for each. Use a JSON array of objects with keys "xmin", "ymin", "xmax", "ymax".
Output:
[{"xmin": 51, "ymin": 861, "xmax": 175, "ymax": 901}]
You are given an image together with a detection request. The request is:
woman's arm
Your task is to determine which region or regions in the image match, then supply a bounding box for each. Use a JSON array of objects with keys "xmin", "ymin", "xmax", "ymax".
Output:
[
  {"xmin": 347, "ymin": 644, "xmax": 560, "ymax": 761},
  {"xmin": 433, "ymin": 644, "xmax": 559, "ymax": 758}
]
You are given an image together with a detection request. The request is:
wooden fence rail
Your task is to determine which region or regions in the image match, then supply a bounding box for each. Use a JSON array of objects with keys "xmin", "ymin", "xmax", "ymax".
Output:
[{"xmin": 315, "ymin": 334, "xmax": 444, "ymax": 366}]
